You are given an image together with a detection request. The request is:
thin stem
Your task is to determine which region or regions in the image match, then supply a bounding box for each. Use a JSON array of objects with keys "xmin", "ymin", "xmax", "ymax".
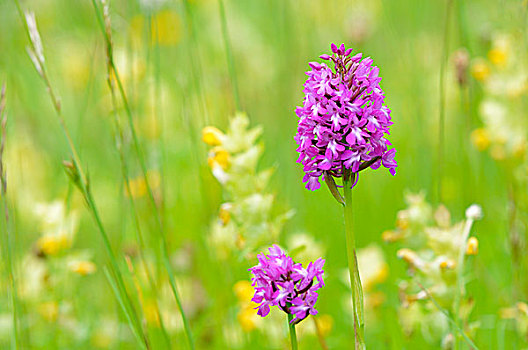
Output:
[
  {"xmin": 13, "ymin": 3, "xmax": 147, "ymax": 347},
  {"xmin": 453, "ymin": 217, "xmax": 474, "ymax": 341},
  {"xmin": 218, "ymin": 0, "xmax": 241, "ymax": 111},
  {"xmin": 0, "ymin": 84, "xmax": 22, "ymax": 349},
  {"xmin": 342, "ymin": 171, "xmax": 365, "ymax": 350},
  {"xmin": 90, "ymin": 1, "xmax": 195, "ymax": 348},
  {"xmin": 287, "ymin": 313, "xmax": 298, "ymax": 350},
  {"xmin": 437, "ymin": 0, "xmax": 453, "ymax": 204}
]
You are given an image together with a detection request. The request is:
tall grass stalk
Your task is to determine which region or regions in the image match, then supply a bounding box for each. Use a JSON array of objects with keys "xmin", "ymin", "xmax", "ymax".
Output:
[
  {"xmin": 0, "ymin": 84, "xmax": 22, "ymax": 349},
  {"xmin": 437, "ymin": 0, "xmax": 453, "ymax": 204},
  {"xmin": 149, "ymin": 12, "xmax": 168, "ymax": 232},
  {"xmin": 342, "ymin": 170, "xmax": 365, "ymax": 350},
  {"xmin": 13, "ymin": 3, "xmax": 148, "ymax": 348},
  {"xmin": 218, "ymin": 0, "xmax": 241, "ymax": 111},
  {"xmin": 101, "ymin": 3, "xmax": 172, "ymax": 346},
  {"xmin": 181, "ymin": 0, "xmax": 210, "ymax": 125},
  {"xmin": 90, "ymin": 1, "xmax": 195, "ymax": 348},
  {"xmin": 106, "ymin": 49, "xmax": 173, "ymax": 349}
]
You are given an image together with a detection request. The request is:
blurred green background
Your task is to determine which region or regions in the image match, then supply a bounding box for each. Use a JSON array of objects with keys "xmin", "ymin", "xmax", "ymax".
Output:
[{"xmin": 0, "ymin": 0, "xmax": 527, "ymax": 348}]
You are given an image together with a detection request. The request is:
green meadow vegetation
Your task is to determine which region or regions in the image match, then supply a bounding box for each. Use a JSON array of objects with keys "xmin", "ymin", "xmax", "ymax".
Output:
[{"xmin": 0, "ymin": 0, "xmax": 527, "ymax": 348}]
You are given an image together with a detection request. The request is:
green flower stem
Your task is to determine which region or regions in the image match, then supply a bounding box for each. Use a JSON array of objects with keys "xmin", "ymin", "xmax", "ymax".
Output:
[
  {"xmin": 343, "ymin": 171, "xmax": 366, "ymax": 350},
  {"xmin": 287, "ymin": 313, "xmax": 298, "ymax": 350}
]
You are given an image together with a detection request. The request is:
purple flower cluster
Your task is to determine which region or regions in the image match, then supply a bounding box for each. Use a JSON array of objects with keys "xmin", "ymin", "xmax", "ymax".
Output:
[
  {"xmin": 295, "ymin": 43, "xmax": 397, "ymax": 190},
  {"xmin": 249, "ymin": 245, "xmax": 325, "ymax": 324}
]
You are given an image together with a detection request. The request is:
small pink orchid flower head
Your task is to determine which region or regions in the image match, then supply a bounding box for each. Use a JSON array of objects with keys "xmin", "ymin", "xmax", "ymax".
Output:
[
  {"xmin": 294, "ymin": 43, "xmax": 397, "ymax": 197},
  {"xmin": 248, "ymin": 245, "xmax": 325, "ymax": 324}
]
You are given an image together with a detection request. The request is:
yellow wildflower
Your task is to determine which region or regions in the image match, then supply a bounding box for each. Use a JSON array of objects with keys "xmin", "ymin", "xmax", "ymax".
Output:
[
  {"xmin": 36, "ymin": 233, "xmax": 71, "ymax": 256},
  {"xmin": 144, "ymin": 300, "xmax": 161, "ymax": 328},
  {"xmin": 130, "ymin": 10, "xmax": 182, "ymax": 47},
  {"xmin": 439, "ymin": 258, "xmax": 456, "ymax": 270},
  {"xmin": 397, "ymin": 248, "xmax": 419, "ymax": 265},
  {"xmin": 208, "ymin": 147, "xmax": 230, "ymax": 170},
  {"xmin": 471, "ymin": 59, "xmax": 490, "ymax": 81},
  {"xmin": 69, "ymin": 260, "xmax": 97, "ymax": 276},
  {"xmin": 38, "ymin": 301, "xmax": 59, "ymax": 322},
  {"xmin": 358, "ymin": 245, "xmax": 389, "ymax": 292},
  {"xmin": 233, "ymin": 280, "xmax": 254, "ymax": 302},
  {"xmin": 466, "ymin": 237, "xmax": 478, "ymax": 255},
  {"xmin": 382, "ymin": 230, "xmax": 403, "ymax": 243},
  {"xmin": 125, "ymin": 170, "xmax": 161, "ymax": 198},
  {"xmin": 488, "ymin": 48, "xmax": 507, "ymax": 67},
  {"xmin": 237, "ymin": 306, "xmax": 258, "ymax": 332},
  {"xmin": 202, "ymin": 126, "xmax": 225, "ymax": 146},
  {"xmin": 471, "ymin": 128, "xmax": 491, "ymax": 151},
  {"xmin": 218, "ymin": 203, "xmax": 232, "ymax": 225},
  {"xmin": 152, "ymin": 10, "xmax": 181, "ymax": 46},
  {"xmin": 490, "ymin": 144, "xmax": 506, "ymax": 160},
  {"xmin": 315, "ymin": 314, "xmax": 334, "ymax": 337}
]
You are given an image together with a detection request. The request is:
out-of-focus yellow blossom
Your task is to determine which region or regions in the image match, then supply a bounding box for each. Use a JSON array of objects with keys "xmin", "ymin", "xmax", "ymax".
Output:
[
  {"xmin": 358, "ymin": 245, "xmax": 388, "ymax": 292},
  {"xmin": 110, "ymin": 49, "xmax": 146, "ymax": 87},
  {"xmin": 466, "ymin": 237, "xmax": 479, "ymax": 255},
  {"xmin": 488, "ymin": 48, "xmax": 507, "ymax": 67},
  {"xmin": 144, "ymin": 300, "xmax": 161, "ymax": 328},
  {"xmin": 397, "ymin": 248, "xmax": 421, "ymax": 267},
  {"xmin": 513, "ymin": 141, "xmax": 527, "ymax": 158},
  {"xmin": 315, "ymin": 314, "xmax": 333, "ymax": 337},
  {"xmin": 488, "ymin": 35, "xmax": 510, "ymax": 67},
  {"xmin": 471, "ymin": 59, "xmax": 490, "ymax": 81},
  {"xmin": 60, "ymin": 41, "xmax": 91, "ymax": 90},
  {"xmin": 382, "ymin": 229, "xmax": 403, "ymax": 243},
  {"xmin": 5, "ymin": 137, "xmax": 50, "ymax": 211},
  {"xmin": 233, "ymin": 280, "xmax": 260, "ymax": 332},
  {"xmin": 237, "ymin": 306, "xmax": 258, "ymax": 332},
  {"xmin": 234, "ymin": 280, "xmax": 254, "ymax": 302},
  {"xmin": 91, "ymin": 319, "xmax": 119, "ymax": 348},
  {"xmin": 33, "ymin": 201, "xmax": 79, "ymax": 257},
  {"xmin": 342, "ymin": 245, "xmax": 388, "ymax": 324},
  {"xmin": 130, "ymin": 10, "xmax": 181, "ymax": 47},
  {"xmin": 151, "ymin": 10, "xmax": 181, "ymax": 46},
  {"xmin": 471, "ymin": 128, "xmax": 491, "ymax": 151},
  {"xmin": 38, "ymin": 301, "xmax": 59, "ymax": 322},
  {"xmin": 202, "ymin": 126, "xmax": 225, "ymax": 146},
  {"xmin": 218, "ymin": 203, "xmax": 232, "ymax": 225},
  {"xmin": 500, "ymin": 302, "xmax": 528, "ymax": 339},
  {"xmin": 208, "ymin": 147, "xmax": 230, "ymax": 170},
  {"xmin": 68, "ymin": 260, "xmax": 97, "ymax": 276},
  {"xmin": 490, "ymin": 144, "xmax": 507, "ymax": 160},
  {"xmin": 37, "ymin": 233, "xmax": 71, "ymax": 256},
  {"xmin": 34, "ymin": 201, "xmax": 79, "ymax": 237},
  {"xmin": 125, "ymin": 170, "xmax": 161, "ymax": 198},
  {"xmin": 438, "ymin": 258, "xmax": 456, "ymax": 270},
  {"xmin": 472, "ymin": 32, "xmax": 528, "ymax": 169}
]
